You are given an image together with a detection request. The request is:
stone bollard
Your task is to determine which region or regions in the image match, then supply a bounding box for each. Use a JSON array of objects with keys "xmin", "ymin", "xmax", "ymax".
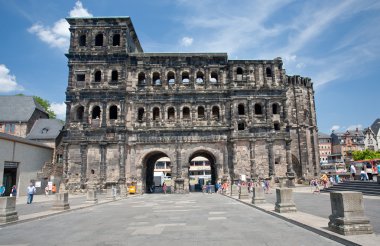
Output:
[
  {"xmin": 230, "ymin": 184, "xmax": 239, "ymax": 197},
  {"xmin": 51, "ymin": 192, "xmax": 70, "ymax": 210},
  {"xmin": 328, "ymin": 191, "xmax": 373, "ymax": 235},
  {"xmin": 86, "ymin": 189, "xmax": 98, "ymax": 204},
  {"xmin": 0, "ymin": 197, "xmax": 18, "ymax": 223},
  {"xmin": 106, "ymin": 188, "xmax": 116, "ymax": 200},
  {"xmin": 252, "ymin": 187, "xmax": 266, "ymax": 204},
  {"xmin": 119, "ymin": 185, "xmax": 128, "ymax": 198},
  {"xmin": 239, "ymin": 186, "xmax": 249, "ymax": 199},
  {"xmin": 275, "ymin": 188, "xmax": 297, "ymax": 213}
]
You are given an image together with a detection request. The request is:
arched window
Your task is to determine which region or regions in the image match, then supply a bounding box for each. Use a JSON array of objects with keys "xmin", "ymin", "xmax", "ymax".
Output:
[
  {"xmin": 236, "ymin": 67, "xmax": 243, "ymax": 80},
  {"xmin": 197, "ymin": 106, "xmax": 205, "ymax": 119},
  {"xmin": 210, "ymin": 71, "xmax": 218, "ymax": 83},
  {"xmin": 153, "ymin": 107, "xmax": 160, "ymax": 120},
  {"xmin": 266, "ymin": 67, "xmax": 272, "ymax": 77},
  {"xmin": 94, "ymin": 71, "xmax": 101, "ymax": 82},
  {"xmin": 196, "ymin": 71, "xmax": 204, "ymax": 83},
  {"xmin": 182, "ymin": 71, "xmax": 190, "ymax": 84},
  {"xmin": 79, "ymin": 35, "xmax": 86, "ymax": 46},
  {"xmin": 109, "ymin": 105, "xmax": 118, "ymax": 120},
  {"xmin": 76, "ymin": 106, "xmax": 84, "ymax": 121},
  {"xmin": 138, "ymin": 72, "xmax": 146, "ymax": 85},
  {"xmin": 238, "ymin": 104, "xmax": 245, "ymax": 115},
  {"xmin": 274, "ymin": 122, "xmax": 280, "ymax": 131},
  {"xmin": 272, "ymin": 104, "xmax": 279, "ymax": 114},
  {"xmin": 138, "ymin": 108, "xmax": 145, "ymax": 121},
  {"xmin": 92, "ymin": 106, "xmax": 101, "ymax": 119},
  {"xmin": 95, "ymin": 34, "xmax": 103, "ymax": 46},
  {"xmin": 238, "ymin": 122, "xmax": 245, "ymax": 131},
  {"xmin": 212, "ymin": 106, "xmax": 220, "ymax": 120},
  {"xmin": 168, "ymin": 107, "xmax": 175, "ymax": 120},
  {"xmin": 111, "ymin": 70, "xmax": 118, "ymax": 81},
  {"xmin": 254, "ymin": 104, "xmax": 262, "ymax": 115},
  {"xmin": 167, "ymin": 71, "xmax": 175, "ymax": 85},
  {"xmin": 153, "ymin": 72, "xmax": 161, "ymax": 85},
  {"xmin": 112, "ymin": 34, "xmax": 120, "ymax": 46},
  {"xmin": 183, "ymin": 107, "xmax": 190, "ymax": 119}
]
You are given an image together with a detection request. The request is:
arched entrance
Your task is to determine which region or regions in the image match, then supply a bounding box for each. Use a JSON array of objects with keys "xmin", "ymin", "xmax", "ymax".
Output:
[
  {"xmin": 292, "ymin": 154, "xmax": 302, "ymax": 178},
  {"xmin": 188, "ymin": 151, "xmax": 217, "ymax": 192},
  {"xmin": 142, "ymin": 152, "xmax": 171, "ymax": 193}
]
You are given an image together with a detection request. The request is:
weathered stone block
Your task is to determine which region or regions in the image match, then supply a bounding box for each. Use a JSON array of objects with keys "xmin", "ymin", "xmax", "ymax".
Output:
[
  {"xmin": 230, "ymin": 184, "xmax": 239, "ymax": 197},
  {"xmin": 86, "ymin": 189, "xmax": 98, "ymax": 204},
  {"xmin": 106, "ymin": 188, "xmax": 116, "ymax": 200},
  {"xmin": 0, "ymin": 197, "xmax": 18, "ymax": 223},
  {"xmin": 328, "ymin": 191, "xmax": 373, "ymax": 235},
  {"xmin": 51, "ymin": 193, "xmax": 70, "ymax": 210},
  {"xmin": 238, "ymin": 186, "xmax": 249, "ymax": 200},
  {"xmin": 252, "ymin": 187, "xmax": 266, "ymax": 204},
  {"xmin": 275, "ymin": 188, "xmax": 297, "ymax": 213}
]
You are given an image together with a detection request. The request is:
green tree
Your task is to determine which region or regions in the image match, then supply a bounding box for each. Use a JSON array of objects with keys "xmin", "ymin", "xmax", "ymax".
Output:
[
  {"xmin": 15, "ymin": 94, "xmax": 56, "ymax": 119},
  {"xmin": 352, "ymin": 149, "xmax": 380, "ymax": 161}
]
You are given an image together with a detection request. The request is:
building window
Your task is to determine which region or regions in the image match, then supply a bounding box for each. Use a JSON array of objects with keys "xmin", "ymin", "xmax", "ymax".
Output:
[
  {"xmin": 113, "ymin": 34, "xmax": 120, "ymax": 46},
  {"xmin": 183, "ymin": 107, "xmax": 190, "ymax": 119},
  {"xmin": 238, "ymin": 122, "xmax": 245, "ymax": 130},
  {"xmin": 266, "ymin": 67, "xmax": 272, "ymax": 77},
  {"xmin": 196, "ymin": 71, "xmax": 204, "ymax": 83},
  {"xmin": 76, "ymin": 106, "xmax": 84, "ymax": 121},
  {"xmin": 236, "ymin": 67, "xmax": 243, "ymax": 80},
  {"xmin": 94, "ymin": 71, "xmax": 101, "ymax": 82},
  {"xmin": 5, "ymin": 124, "xmax": 15, "ymax": 133},
  {"xmin": 111, "ymin": 70, "xmax": 118, "ymax": 81},
  {"xmin": 272, "ymin": 103, "xmax": 279, "ymax": 114},
  {"xmin": 153, "ymin": 107, "xmax": 160, "ymax": 121},
  {"xmin": 92, "ymin": 106, "xmax": 101, "ymax": 119},
  {"xmin": 138, "ymin": 72, "xmax": 146, "ymax": 85},
  {"xmin": 182, "ymin": 71, "xmax": 190, "ymax": 84},
  {"xmin": 153, "ymin": 72, "xmax": 161, "ymax": 85},
  {"xmin": 212, "ymin": 106, "xmax": 220, "ymax": 120},
  {"xmin": 274, "ymin": 122, "xmax": 280, "ymax": 131},
  {"xmin": 254, "ymin": 104, "xmax": 263, "ymax": 115},
  {"xmin": 168, "ymin": 107, "xmax": 175, "ymax": 120},
  {"xmin": 56, "ymin": 154, "xmax": 63, "ymax": 164},
  {"xmin": 167, "ymin": 71, "xmax": 175, "ymax": 85},
  {"xmin": 79, "ymin": 35, "xmax": 86, "ymax": 46},
  {"xmin": 109, "ymin": 105, "xmax": 118, "ymax": 120},
  {"xmin": 95, "ymin": 34, "xmax": 103, "ymax": 46},
  {"xmin": 138, "ymin": 108, "xmax": 145, "ymax": 121},
  {"xmin": 197, "ymin": 106, "xmax": 205, "ymax": 119},
  {"xmin": 238, "ymin": 104, "xmax": 245, "ymax": 115},
  {"xmin": 210, "ymin": 71, "xmax": 218, "ymax": 83},
  {"xmin": 77, "ymin": 74, "xmax": 85, "ymax": 81}
]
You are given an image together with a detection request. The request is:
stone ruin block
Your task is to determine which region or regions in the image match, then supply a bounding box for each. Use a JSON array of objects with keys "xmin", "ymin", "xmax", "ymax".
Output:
[
  {"xmin": 0, "ymin": 197, "xmax": 18, "ymax": 223},
  {"xmin": 230, "ymin": 184, "xmax": 239, "ymax": 197},
  {"xmin": 106, "ymin": 188, "xmax": 116, "ymax": 200},
  {"xmin": 51, "ymin": 192, "xmax": 70, "ymax": 210},
  {"xmin": 328, "ymin": 191, "xmax": 373, "ymax": 235},
  {"xmin": 239, "ymin": 186, "xmax": 249, "ymax": 200},
  {"xmin": 86, "ymin": 189, "xmax": 98, "ymax": 204},
  {"xmin": 252, "ymin": 187, "xmax": 266, "ymax": 204},
  {"xmin": 274, "ymin": 188, "xmax": 297, "ymax": 213}
]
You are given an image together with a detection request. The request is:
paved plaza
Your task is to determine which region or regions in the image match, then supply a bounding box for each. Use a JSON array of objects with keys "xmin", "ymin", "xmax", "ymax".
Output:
[{"xmin": 0, "ymin": 193, "xmax": 345, "ymax": 246}]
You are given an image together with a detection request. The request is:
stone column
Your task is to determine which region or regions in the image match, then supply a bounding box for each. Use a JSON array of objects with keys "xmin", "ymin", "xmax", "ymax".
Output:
[
  {"xmin": 285, "ymin": 139, "xmax": 295, "ymax": 187},
  {"xmin": 328, "ymin": 191, "xmax": 373, "ymax": 235},
  {"xmin": 274, "ymin": 188, "xmax": 297, "ymax": 213},
  {"xmin": 99, "ymin": 142, "xmax": 107, "ymax": 186},
  {"xmin": 239, "ymin": 185, "xmax": 249, "ymax": 200},
  {"xmin": 80, "ymin": 143, "xmax": 88, "ymax": 187},
  {"xmin": 86, "ymin": 189, "xmax": 98, "ymax": 204},
  {"xmin": 83, "ymin": 101, "xmax": 89, "ymax": 125},
  {"xmin": 63, "ymin": 143, "xmax": 69, "ymax": 180},
  {"xmin": 119, "ymin": 100, "xmax": 125, "ymax": 124},
  {"xmin": 0, "ymin": 197, "xmax": 18, "ymax": 223},
  {"xmin": 232, "ymin": 141, "xmax": 238, "ymax": 179},
  {"xmin": 101, "ymin": 101, "xmax": 107, "ymax": 127},
  {"xmin": 252, "ymin": 186, "xmax": 266, "ymax": 204},
  {"xmin": 118, "ymin": 141, "xmax": 126, "ymax": 183},
  {"xmin": 223, "ymin": 143, "xmax": 229, "ymax": 178},
  {"xmin": 65, "ymin": 101, "xmax": 71, "ymax": 123},
  {"xmin": 267, "ymin": 140, "xmax": 275, "ymax": 177},
  {"xmin": 51, "ymin": 193, "xmax": 70, "ymax": 210},
  {"xmin": 249, "ymin": 140, "xmax": 257, "ymax": 180}
]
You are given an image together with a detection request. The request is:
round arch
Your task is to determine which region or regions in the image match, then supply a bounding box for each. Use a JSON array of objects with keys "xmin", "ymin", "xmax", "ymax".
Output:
[
  {"xmin": 188, "ymin": 150, "xmax": 218, "ymax": 187},
  {"xmin": 141, "ymin": 151, "xmax": 172, "ymax": 193}
]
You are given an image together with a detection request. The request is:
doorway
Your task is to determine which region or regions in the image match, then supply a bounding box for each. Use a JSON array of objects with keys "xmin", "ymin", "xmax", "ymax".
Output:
[{"xmin": 3, "ymin": 162, "xmax": 18, "ymax": 196}]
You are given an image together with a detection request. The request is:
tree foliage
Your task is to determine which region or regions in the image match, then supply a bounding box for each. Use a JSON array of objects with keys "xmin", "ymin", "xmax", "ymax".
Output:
[
  {"xmin": 15, "ymin": 94, "xmax": 56, "ymax": 119},
  {"xmin": 352, "ymin": 149, "xmax": 380, "ymax": 161}
]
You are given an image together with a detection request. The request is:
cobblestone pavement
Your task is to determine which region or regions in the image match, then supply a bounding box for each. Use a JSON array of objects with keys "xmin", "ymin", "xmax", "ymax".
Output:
[{"xmin": 0, "ymin": 193, "xmax": 343, "ymax": 246}]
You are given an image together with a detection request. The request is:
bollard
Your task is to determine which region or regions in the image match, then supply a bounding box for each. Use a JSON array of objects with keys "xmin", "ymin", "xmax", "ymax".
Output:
[
  {"xmin": 252, "ymin": 187, "xmax": 266, "ymax": 204},
  {"xmin": 238, "ymin": 186, "xmax": 249, "ymax": 200},
  {"xmin": 119, "ymin": 185, "xmax": 128, "ymax": 198},
  {"xmin": 86, "ymin": 189, "xmax": 98, "ymax": 204},
  {"xmin": 106, "ymin": 188, "xmax": 116, "ymax": 200},
  {"xmin": 230, "ymin": 184, "xmax": 239, "ymax": 197},
  {"xmin": 0, "ymin": 197, "xmax": 18, "ymax": 223},
  {"xmin": 274, "ymin": 188, "xmax": 297, "ymax": 213},
  {"xmin": 51, "ymin": 192, "xmax": 70, "ymax": 210},
  {"xmin": 328, "ymin": 191, "xmax": 373, "ymax": 235}
]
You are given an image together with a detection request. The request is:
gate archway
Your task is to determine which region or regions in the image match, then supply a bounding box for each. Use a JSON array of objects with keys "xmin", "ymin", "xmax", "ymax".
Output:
[
  {"xmin": 142, "ymin": 151, "xmax": 171, "ymax": 193},
  {"xmin": 188, "ymin": 151, "xmax": 217, "ymax": 191}
]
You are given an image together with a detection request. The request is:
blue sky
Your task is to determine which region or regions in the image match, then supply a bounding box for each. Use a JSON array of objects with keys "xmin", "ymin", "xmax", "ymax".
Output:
[{"xmin": 0, "ymin": 0, "xmax": 379, "ymax": 133}]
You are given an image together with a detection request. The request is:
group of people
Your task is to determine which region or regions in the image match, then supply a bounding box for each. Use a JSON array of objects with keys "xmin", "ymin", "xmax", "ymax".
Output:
[
  {"xmin": 0, "ymin": 184, "xmax": 17, "ymax": 197},
  {"xmin": 350, "ymin": 163, "xmax": 378, "ymax": 181}
]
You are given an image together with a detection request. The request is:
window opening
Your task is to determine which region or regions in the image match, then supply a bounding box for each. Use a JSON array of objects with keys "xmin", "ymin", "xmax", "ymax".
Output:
[
  {"xmin": 238, "ymin": 104, "xmax": 245, "ymax": 115},
  {"xmin": 153, "ymin": 107, "xmax": 160, "ymax": 120},
  {"xmin": 238, "ymin": 123, "xmax": 245, "ymax": 130},
  {"xmin": 95, "ymin": 34, "xmax": 103, "ymax": 46},
  {"xmin": 77, "ymin": 74, "xmax": 85, "ymax": 81},
  {"xmin": 254, "ymin": 104, "xmax": 262, "ymax": 115},
  {"xmin": 210, "ymin": 71, "xmax": 218, "ymax": 83},
  {"xmin": 109, "ymin": 105, "xmax": 118, "ymax": 120},
  {"xmin": 182, "ymin": 71, "xmax": 190, "ymax": 84},
  {"xmin": 196, "ymin": 71, "xmax": 204, "ymax": 83},
  {"xmin": 183, "ymin": 107, "xmax": 190, "ymax": 119},
  {"xmin": 167, "ymin": 71, "xmax": 175, "ymax": 85},
  {"xmin": 212, "ymin": 106, "xmax": 220, "ymax": 120},
  {"xmin": 153, "ymin": 72, "xmax": 161, "ymax": 85},
  {"xmin": 111, "ymin": 70, "xmax": 118, "ymax": 81},
  {"xmin": 138, "ymin": 108, "xmax": 145, "ymax": 121},
  {"xmin": 94, "ymin": 71, "xmax": 101, "ymax": 82},
  {"xmin": 168, "ymin": 107, "xmax": 175, "ymax": 120},
  {"xmin": 138, "ymin": 72, "xmax": 146, "ymax": 85},
  {"xmin": 236, "ymin": 67, "xmax": 243, "ymax": 80},
  {"xmin": 79, "ymin": 35, "xmax": 86, "ymax": 46},
  {"xmin": 113, "ymin": 34, "xmax": 120, "ymax": 46},
  {"xmin": 92, "ymin": 106, "xmax": 101, "ymax": 119},
  {"xmin": 274, "ymin": 122, "xmax": 280, "ymax": 131},
  {"xmin": 272, "ymin": 104, "xmax": 279, "ymax": 114},
  {"xmin": 266, "ymin": 67, "xmax": 272, "ymax": 77},
  {"xmin": 76, "ymin": 106, "xmax": 84, "ymax": 121},
  {"xmin": 197, "ymin": 106, "xmax": 205, "ymax": 119}
]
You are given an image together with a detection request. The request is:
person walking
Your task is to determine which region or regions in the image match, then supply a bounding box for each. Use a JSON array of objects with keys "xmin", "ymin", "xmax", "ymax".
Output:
[
  {"xmin": 10, "ymin": 185, "xmax": 17, "ymax": 197},
  {"xmin": 162, "ymin": 182, "xmax": 167, "ymax": 194},
  {"xmin": 350, "ymin": 164, "xmax": 356, "ymax": 180},
  {"xmin": 0, "ymin": 184, "xmax": 5, "ymax": 197},
  {"xmin": 26, "ymin": 183, "xmax": 36, "ymax": 204},
  {"xmin": 45, "ymin": 185, "xmax": 49, "ymax": 196},
  {"xmin": 52, "ymin": 184, "xmax": 57, "ymax": 194}
]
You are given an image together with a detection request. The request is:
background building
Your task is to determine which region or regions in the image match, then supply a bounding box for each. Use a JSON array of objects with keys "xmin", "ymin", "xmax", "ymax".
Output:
[
  {"xmin": 318, "ymin": 132, "xmax": 332, "ymax": 164},
  {"xmin": 331, "ymin": 129, "xmax": 365, "ymax": 163}
]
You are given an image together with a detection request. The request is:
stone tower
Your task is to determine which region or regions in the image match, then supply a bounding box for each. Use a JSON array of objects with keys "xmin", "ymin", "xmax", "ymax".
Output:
[{"xmin": 62, "ymin": 17, "xmax": 319, "ymax": 193}]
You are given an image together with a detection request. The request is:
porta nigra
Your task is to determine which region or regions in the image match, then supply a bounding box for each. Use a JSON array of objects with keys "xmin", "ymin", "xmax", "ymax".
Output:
[{"xmin": 62, "ymin": 17, "xmax": 319, "ymax": 194}]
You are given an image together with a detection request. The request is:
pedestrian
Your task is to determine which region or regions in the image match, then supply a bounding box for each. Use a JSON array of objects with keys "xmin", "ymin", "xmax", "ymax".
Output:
[
  {"xmin": 312, "ymin": 179, "xmax": 320, "ymax": 194},
  {"xmin": 264, "ymin": 179, "xmax": 270, "ymax": 194},
  {"xmin": 52, "ymin": 184, "xmax": 57, "ymax": 194},
  {"xmin": 162, "ymin": 182, "xmax": 167, "ymax": 194},
  {"xmin": 350, "ymin": 164, "xmax": 356, "ymax": 180},
  {"xmin": 10, "ymin": 185, "xmax": 17, "ymax": 197},
  {"xmin": 360, "ymin": 167, "xmax": 368, "ymax": 181},
  {"xmin": 26, "ymin": 183, "xmax": 36, "ymax": 204},
  {"xmin": 366, "ymin": 163, "xmax": 373, "ymax": 181},
  {"xmin": 45, "ymin": 185, "xmax": 49, "ymax": 196},
  {"xmin": 0, "ymin": 184, "xmax": 5, "ymax": 196}
]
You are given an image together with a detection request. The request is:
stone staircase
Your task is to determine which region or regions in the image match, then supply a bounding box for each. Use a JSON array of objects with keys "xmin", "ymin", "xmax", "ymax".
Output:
[{"xmin": 322, "ymin": 181, "xmax": 380, "ymax": 196}]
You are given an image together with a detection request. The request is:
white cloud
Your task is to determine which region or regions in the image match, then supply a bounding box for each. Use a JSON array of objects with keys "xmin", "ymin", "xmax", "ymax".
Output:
[
  {"xmin": 51, "ymin": 102, "xmax": 66, "ymax": 120},
  {"xmin": 0, "ymin": 64, "xmax": 24, "ymax": 93},
  {"xmin": 28, "ymin": 1, "xmax": 92, "ymax": 50},
  {"xmin": 330, "ymin": 125, "xmax": 341, "ymax": 132},
  {"xmin": 347, "ymin": 124, "xmax": 363, "ymax": 131},
  {"xmin": 180, "ymin": 36, "xmax": 193, "ymax": 47}
]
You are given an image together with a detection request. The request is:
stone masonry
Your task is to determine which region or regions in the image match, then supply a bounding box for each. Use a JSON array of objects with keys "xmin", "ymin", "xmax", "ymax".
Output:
[{"xmin": 62, "ymin": 17, "xmax": 319, "ymax": 194}]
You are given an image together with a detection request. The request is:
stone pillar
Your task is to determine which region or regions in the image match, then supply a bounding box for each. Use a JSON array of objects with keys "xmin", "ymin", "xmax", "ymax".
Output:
[
  {"xmin": 118, "ymin": 140, "xmax": 126, "ymax": 183},
  {"xmin": 63, "ymin": 143, "xmax": 69, "ymax": 179},
  {"xmin": 51, "ymin": 193, "xmax": 70, "ymax": 210},
  {"xmin": 274, "ymin": 188, "xmax": 297, "ymax": 213},
  {"xmin": 86, "ymin": 189, "xmax": 98, "ymax": 204},
  {"xmin": 249, "ymin": 140, "xmax": 257, "ymax": 180},
  {"xmin": 101, "ymin": 101, "xmax": 107, "ymax": 127},
  {"xmin": 230, "ymin": 184, "xmax": 239, "ymax": 196},
  {"xmin": 238, "ymin": 185, "xmax": 249, "ymax": 200},
  {"xmin": 285, "ymin": 139, "xmax": 295, "ymax": 187},
  {"xmin": 106, "ymin": 187, "xmax": 116, "ymax": 200},
  {"xmin": 267, "ymin": 140, "xmax": 275, "ymax": 177},
  {"xmin": 328, "ymin": 192, "xmax": 373, "ymax": 235},
  {"xmin": 0, "ymin": 197, "xmax": 18, "ymax": 223},
  {"xmin": 252, "ymin": 187, "xmax": 266, "ymax": 204},
  {"xmin": 80, "ymin": 143, "xmax": 88, "ymax": 187},
  {"xmin": 99, "ymin": 142, "xmax": 107, "ymax": 186},
  {"xmin": 119, "ymin": 100, "xmax": 125, "ymax": 124},
  {"xmin": 65, "ymin": 101, "xmax": 71, "ymax": 123}
]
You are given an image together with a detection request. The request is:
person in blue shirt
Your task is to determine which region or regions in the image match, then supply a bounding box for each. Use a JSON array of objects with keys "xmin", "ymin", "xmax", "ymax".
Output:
[{"xmin": 0, "ymin": 185, "xmax": 5, "ymax": 196}]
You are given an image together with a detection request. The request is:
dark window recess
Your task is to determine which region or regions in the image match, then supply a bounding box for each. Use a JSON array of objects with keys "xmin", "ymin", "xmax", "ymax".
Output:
[
  {"xmin": 238, "ymin": 123, "xmax": 245, "ymax": 130},
  {"xmin": 138, "ymin": 108, "xmax": 145, "ymax": 121},
  {"xmin": 236, "ymin": 67, "xmax": 243, "ymax": 80},
  {"xmin": 167, "ymin": 71, "xmax": 175, "ymax": 85},
  {"xmin": 274, "ymin": 123, "xmax": 280, "ymax": 131},
  {"xmin": 198, "ymin": 107, "xmax": 205, "ymax": 118},
  {"xmin": 111, "ymin": 70, "xmax": 118, "ymax": 81},
  {"xmin": 91, "ymin": 169, "xmax": 95, "ymax": 174},
  {"xmin": 94, "ymin": 71, "xmax": 101, "ymax": 82},
  {"xmin": 238, "ymin": 104, "xmax": 245, "ymax": 115},
  {"xmin": 153, "ymin": 108, "xmax": 160, "ymax": 120},
  {"xmin": 182, "ymin": 72, "xmax": 190, "ymax": 83},
  {"xmin": 255, "ymin": 104, "xmax": 262, "ymax": 115},
  {"xmin": 196, "ymin": 71, "xmax": 204, "ymax": 83},
  {"xmin": 76, "ymin": 106, "xmax": 84, "ymax": 121},
  {"xmin": 210, "ymin": 72, "xmax": 218, "ymax": 83},
  {"xmin": 183, "ymin": 107, "xmax": 190, "ymax": 119},
  {"xmin": 79, "ymin": 35, "xmax": 86, "ymax": 46},
  {"xmin": 109, "ymin": 105, "xmax": 118, "ymax": 119},
  {"xmin": 168, "ymin": 107, "xmax": 175, "ymax": 120},
  {"xmin": 153, "ymin": 72, "xmax": 161, "ymax": 85},
  {"xmin": 95, "ymin": 34, "xmax": 103, "ymax": 46},
  {"xmin": 272, "ymin": 104, "xmax": 279, "ymax": 114},
  {"xmin": 113, "ymin": 34, "xmax": 120, "ymax": 46},
  {"xmin": 266, "ymin": 67, "xmax": 272, "ymax": 77},
  {"xmin": 138, "ymin": 72, "xmax": 146, "ymax": 85},
  {"xmin": 77, "ymin": 74, "xmax": 85, "ymax": 81},
  {"xmin": 92, "ymin": 106, "xmax": 101, "ymax": 119},
  {"xmin": 212, "ymin": 106, "xmax": 220, "ymax": 119}
]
